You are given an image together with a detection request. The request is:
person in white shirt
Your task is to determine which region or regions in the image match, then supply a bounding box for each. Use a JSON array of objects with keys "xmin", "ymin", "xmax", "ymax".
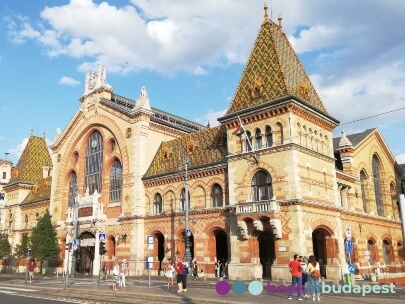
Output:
[
  {"xmin": 299, "ymin": 256, "xmax": 309, "ymax": 298},
  {"xmin": 119, "ymin": 259, "xmax": 128, "ymax": 287}
]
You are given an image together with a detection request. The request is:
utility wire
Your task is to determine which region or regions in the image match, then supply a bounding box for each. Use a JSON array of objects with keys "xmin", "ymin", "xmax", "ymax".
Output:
[{"xmin": 338, "ymin": 106, "xmax": 405, "ymax": 126}]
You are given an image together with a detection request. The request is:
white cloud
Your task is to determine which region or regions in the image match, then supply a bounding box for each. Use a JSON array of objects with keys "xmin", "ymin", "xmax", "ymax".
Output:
[
  {"xmin": 195, "ymin": 108, "xmax": 227, "ymax": 127},
  {"xmin": 396, "ymin": 153, "xmax": 405, "ymax": 164},
  {"xmin": 193, "ymin": 66, "xmax": 206, "ymax": 75},
  {"xmin": 8, "ymin": 138, "xmax": 29, "ymax": 160},
  {"xmin": 59, "ymin": 76, "xmax": 80, "ymax": 86}
]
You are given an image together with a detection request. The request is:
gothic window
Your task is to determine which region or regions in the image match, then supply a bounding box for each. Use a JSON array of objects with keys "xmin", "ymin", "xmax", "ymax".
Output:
[
  {"xmin": 360, "ymin": 170, "xmax": 367, "ymax": 213},
  {"xmin": 211, "ymin": 184, "xmax": 223, "ymax": 208},
  {"xmin": 35, "ymin": 213, "xmax": 39, "ymax": 227},
  {"xmin": 372, "ymin": 155, "xmax": 384, "ymax": 216},
  {"xmin": 180, "ymin": 189, "xmax": 190, "ymax": 211},
  {"xmin": 367, "ymin": 239, "xmax": 377, "ymax": 266},
  {"xmin": 85, "ymin": 131, "xmax": 103, "ymax": 195},
  {"xmin": 265, "ymin": 126, "xmax": 273, "ymax": 147},
  {"xmin": 255, "ymin": 129, "xmax": 262, "ymax": 150},
  {"xmin": 68, "ymin": 171, "xmax": 78, "ymax": 208},
  {"xmin": 25, "ymin": 214, "xmax": 28, "ymax": 227},
  {"xmin": 251, "ymin": 170, "xmax": 273, "ymax": 201},
  {"xmin": 382, "ymin": 239, "xmax": 393, "ymax": 265},
  {"xmin": 109, "ymin": 159, "xmax": 122, "ymax": 204},
  {"xmin": 246, "ymin": 131, "xmax": 253, "ymax": 152},
  {"xmin": 154, "ymin": 193, "xmax": 162, "ymax": 214}
]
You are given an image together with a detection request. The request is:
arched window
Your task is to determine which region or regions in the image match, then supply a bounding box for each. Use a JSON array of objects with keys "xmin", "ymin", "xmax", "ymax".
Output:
[
  {"xmin": 180, "ymin": 189, "xmax": 190, "ymax": 211},
  {"xmin": 265, "ymin": 126, "xmax": 273, "ymax": 147},
  {"xmin": 255, "ymin": 129, "xmax": 262, "ymax": 150},
  {"xmin": 154, "ymin": 193, "xmax": 162, "ymax": 214},
  {"xmin": 398, "ymin": 242, "xmax": 404, "ymax": 263},
  {"xmin": 68, "ymin": 171, "xmax": 78, "ymax": 208},
  {"xmin": 35, "ymin": 213, "xmax": 39, "ymax": 227},
  {"xmin": 367, "ymin": 239, "xmax": 377, "ymax": 265},
  {"xmin": 276, "ymin": 122, "xmax": 284, "ymax": 145},
  {"xmin": 382, "ymin": 239, "xmax": 393, "ymax": 265},
  {"xmin": 251, "ymin": 170, "xmax": 273, "ymax": 201},
  {"xmin": 390, "ymin": 182, "xmax": 397, "ymax": 219},
  {"xmin": 372, "ymin": 155, "xmax": 384, "ymax": 216},
  {"xmin": 109, "ymin": 159, "xmax": 122, "ymax": 204},
  {"xmin": 360, "ymin": 170, "xmax": 367, "ymax": 213},
  {"xmin": 211, "ymin": 184, "xmax": 223, "ymax": 208},
  {"xmin": 85, "ymin": 131, "xmax": 103, "ymax": 194},
  {"xmin": 246, "ymin": 131, "xmax": 253, "ymax": 152},
  {"xmin": 25, "ymin": 214, "xmax": 28, "ymax": 227}
]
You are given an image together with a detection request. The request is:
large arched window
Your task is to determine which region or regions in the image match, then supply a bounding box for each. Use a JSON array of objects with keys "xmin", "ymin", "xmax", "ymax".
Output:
[
  {"xmin": 154, "ymin": 193, "xmax": 162, "ymax": 214},
  {"xmin": 68, "ymin": 171, "xmax": 78, "ymax": 208},
  {"xmin": 255, "ymin": 129, "xmax": 262, "ymax": 150},
  {"xmin": 276, "ymin": 122, "xmax": 284, "ymax": 145},
  {"xmin": 251, "ymin": 170, "xmax": 273, "ymax": 201},
  {"xmin": 360, "ymin": 170, "xmax": 367, "ymax": 213},
  {"xmin": 211, "ymin": 184, "xmax": 223, "ymax": 208},
  {"xmin": 85, "ymin": 131, "xmax": 103, "ymax": 194},
  {"xmin": 180, "ymin": 189, "xmax": 190, "ymax": 211},
  {"xmin": 109, "ymin": 159, "xmax": 122, "ymax": 203},
  {"xmin": 367, "ymin": 239, "xmax": 377, "ymax": 265},
  {"xmin": 246, "ymin": 131, "xmax": 253, "ymax": 152},
  {"xmin": 372, "ymin": 155, "xmax": 384, "ymax": 216},
  {"xmin": 265, "ymin": 126, "xmax": 273, "ymax": 148}
]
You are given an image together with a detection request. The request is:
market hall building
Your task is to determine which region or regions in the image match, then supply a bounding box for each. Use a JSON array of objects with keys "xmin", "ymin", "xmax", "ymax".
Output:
[{"xmin": 1, "ymin": 5, "xmax": 404, "ymax": 281}]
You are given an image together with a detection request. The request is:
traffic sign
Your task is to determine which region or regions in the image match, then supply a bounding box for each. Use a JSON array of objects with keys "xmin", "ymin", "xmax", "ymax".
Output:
[
  {"xmin": 345, "ymin": 239, "xmax": 353, "ymax": 253},
  {"xmin": 73, "ymin": 245, "xmax": 78, "ymax": 251},
  {"xmin": 99, "ymin": 233, "xmax": 106, "ymax": 242},
  {"xmin": 363, "ymin": 250, "xmax": 370, "ymax": 259},
  {"xmin": 348, "ymin": 263, "xmax": 355, "ymax": 274},
  {"xmin": 345, "ymin": 226, "xmax": 352, "ymax": 239},
  {"xmin": 147, "ymin": 235, "xmax": 153, "ymax": 245},
  {"xmin": 73, "ymin": 239, "xmax": 80, "ymax": 246}
]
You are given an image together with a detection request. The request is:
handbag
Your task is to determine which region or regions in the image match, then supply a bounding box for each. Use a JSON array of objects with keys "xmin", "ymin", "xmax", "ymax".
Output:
[{"xmin": 311, "ymin": 269, "xmax": 320, "ymax": 279}]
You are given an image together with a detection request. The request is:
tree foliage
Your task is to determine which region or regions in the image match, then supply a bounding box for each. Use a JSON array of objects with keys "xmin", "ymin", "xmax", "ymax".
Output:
[
  {"xmin": 0, "ymin": 233, "xmax": 11, "ymax": 259},
  {"xmin": 14, "ymin": 233, "xmax": 31, "ymax": 260},
  {"xmin": 31, "ymin": 209, "xmax": 59, "ymax": 261}
]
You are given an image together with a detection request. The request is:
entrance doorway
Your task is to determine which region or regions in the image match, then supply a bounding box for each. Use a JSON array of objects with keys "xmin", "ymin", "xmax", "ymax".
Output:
[
  {"xmin": 312, "ymin": 228, "xmax": 332, "ymax": 278},
  {"xmin": 258, "ymin": 231, "xmax": 275, "ymax": 278},
  {"xmin": 76, "ymin": 232, "xmax": 95, "ymax": 275},
  {"xmin": 215, "ymin": 230, "xmax": 228, "ymax": 262},
  {"xmin": 156, "ymin": 232, "xmax": 165, "ymax": 274}
]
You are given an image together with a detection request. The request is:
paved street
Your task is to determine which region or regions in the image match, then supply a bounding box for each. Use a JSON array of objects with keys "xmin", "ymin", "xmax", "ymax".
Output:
[{"xmin": 0, "ymin": 274, "xmax": 404, "ymax": 304}]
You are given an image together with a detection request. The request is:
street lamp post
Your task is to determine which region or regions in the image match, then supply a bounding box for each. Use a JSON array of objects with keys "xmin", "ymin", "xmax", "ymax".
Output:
[
  {"xmin": 183, "ymin": 155, "xmax": 192, "ymax": 269},
  {"xmin": 71, "ymin": 196, "xmax": 79, "ymax": 278}
]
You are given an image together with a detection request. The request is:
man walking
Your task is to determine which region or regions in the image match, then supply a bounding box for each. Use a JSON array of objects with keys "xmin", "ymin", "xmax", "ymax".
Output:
[
  {"xmin": 181, "ymin": 257, "xmax": 189, "ymax": 292},
  {"xmin": 120, "ymin": 259, "xmax": 128, "ymax": 287},
  {"xmin": 288, "ymin": 254, "xmax": 303, "ymax": 300},
  {"xmin": 176, "ymin": 256, "xmax": 184, "ymax": 293}
]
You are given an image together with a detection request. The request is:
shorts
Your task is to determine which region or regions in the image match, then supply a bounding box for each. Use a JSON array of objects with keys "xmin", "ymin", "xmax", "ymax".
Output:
[
  {"xmin": 176, "ymin": 274, "xmax": 183, "ymax": 284},
  {"xmin": 112, "ymin": 275, "xmax": 119, "ymax": 282}
]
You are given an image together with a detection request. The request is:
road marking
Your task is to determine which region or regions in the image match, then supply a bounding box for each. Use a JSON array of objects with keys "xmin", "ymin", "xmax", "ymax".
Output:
[
  {"xmin": 0, "ymin": 286, "xmax": 39, "ymax": 292},
  {"xmin": 0, "ymin": 290, "xmax": 18, "ymax": 294}
]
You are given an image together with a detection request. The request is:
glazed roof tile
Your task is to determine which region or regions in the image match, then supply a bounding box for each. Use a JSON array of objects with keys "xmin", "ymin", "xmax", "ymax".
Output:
[
  {"xmin": 21, "ymin": 176, "xmax": 52, "ymax": 205},
  {"xmin": 226, "ymin": 18, "xmax": 328, "ymax": 115},
  {"xmin": 8, "ymin": 135, "xmax": 52, "ymax": 184},
  {"xmin": 143, "ymin": 126, "xmax": 228, "ymax": 179}
]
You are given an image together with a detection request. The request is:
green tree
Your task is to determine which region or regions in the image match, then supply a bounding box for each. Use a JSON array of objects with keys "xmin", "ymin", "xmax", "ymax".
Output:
[
  {"xmin": 0, "ymin": 233, "xmax": 11, "ymax": 259},
  {"xmin": 14, "ymin": 233, "xmax": 31, "ymax": 260},
  {"xmin": 31, "ymin": 209, "xmax": 59, "ymax": 262}
]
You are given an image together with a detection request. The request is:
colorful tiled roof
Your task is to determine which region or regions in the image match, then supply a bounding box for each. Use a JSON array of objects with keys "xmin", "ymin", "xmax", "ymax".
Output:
[
  {"xmin": 226, "ymin": 10, "xmax": 328, "ymax": 115},
  {"xmin": 8, "ymin": 135, "xmax": 52, "ymax": 184},
  {"xmin": 21, "ymin": 175, "xmax": 52, "ymax": 205},
  {"xmin": 143, "ymin": 126, "xmax": 228, "ymax": 179}
]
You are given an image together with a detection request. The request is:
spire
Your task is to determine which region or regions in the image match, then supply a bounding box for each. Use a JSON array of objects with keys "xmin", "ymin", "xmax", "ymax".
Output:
[
  {"xmin": 226, "ymin": 5, "xmax": 328, "ymax": 116},
  {"xmin": 262, "ymin": 2, "xmax": 270, "ymax": 25},
  {"xmin": 338, "ymin": 131, "xmax": 353, "ymax": 149}
]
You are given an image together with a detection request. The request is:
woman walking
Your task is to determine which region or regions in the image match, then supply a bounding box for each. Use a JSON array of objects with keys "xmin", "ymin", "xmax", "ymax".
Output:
[
  {"xmin": 307, "ymin": 255, "xmax": 321, "ymax": 301},
  {"xmin": 192, "ymin": 261, "xmax": 199, "ymax": 280},
  {"xmin": 112, "ymin": 262, "xmax": 120, "ymax": 291},
  {"xmin": 165, "ymin": 258, "xmax": 175, "ymax": 291}
]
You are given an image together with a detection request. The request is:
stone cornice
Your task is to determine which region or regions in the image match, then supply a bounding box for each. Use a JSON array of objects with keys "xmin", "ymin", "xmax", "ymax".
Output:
[
  {"xmin": 3, "ymin": 181, "xmax": 33, "ymax": 191},
  {"xmin": 336, "ymin": 170, "xmax": 357, "ymax": 183},
  {"xmin": 20, "ymin": 199, "xmax": 50, "ymax": 208}
]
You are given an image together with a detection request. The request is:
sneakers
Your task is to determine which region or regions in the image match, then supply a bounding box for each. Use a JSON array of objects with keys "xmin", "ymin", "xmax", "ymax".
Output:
[
  {"xmin": 312, "ymin": 296, "xmax": 315, "ymax": 301},
  {"xmin": 177, "ymin": 290, "xmax": 183, "ymax": 293},
  {"xmin": 183, "ymin": 289, "xmax": 187, "ymax": 292},
  {"xmin": 288, "ymin": 296, "xmax": 292, "ymax": 300},
  {"xmin": 304, "ymin": 294, "xmax": 309, "ymax": 298},
  {"xmin": 317, "ymin": 295, "xmax": 320, "ymax": 301},
  {"xmin": 298, "ymin": 298, "xmax": 304, "ymax": 301}
]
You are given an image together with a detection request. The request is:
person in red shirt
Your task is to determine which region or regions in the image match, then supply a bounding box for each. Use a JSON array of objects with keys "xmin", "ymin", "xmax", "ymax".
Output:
[
  {"xmin": 28, "ymin": 262, "xmax": 35, "ymax": 283},
  {"xmin": 176, "ymin": 256, "xmax": 184, "ymax": 293},
  {"xmin": 288, "ymin": 254, "xmax": 303, "ymax": 300}
]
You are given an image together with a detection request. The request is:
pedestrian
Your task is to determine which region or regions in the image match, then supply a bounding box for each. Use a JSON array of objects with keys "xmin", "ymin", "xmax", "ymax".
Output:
[
  {"xmin": 307, "ymin": 255, "xmax": 321, "ymax": 301},
  {"xmin": 112, "ymin": 262, "xmax": 120, "ymax": 291},
  {"xmin": 176, "ymin": 255, "xmax": 184, "ymax": 293},
  {"xmin": 299, "ymin": 256, "xmax": 309, "ymax": 298},
  {"xmin": 119, "ymin": 259, "xmax": 128, "ymax": 287},
  {"xmin": 181, "ymin": 257, "xmax": 189, "ymax": 292},
  {"xmin": 215, "ymin": 261, "xmax": 221, "ymax": 277},
  {"xmin": 165, "ymin": 258, "xmax": 175, "ymax": 291},
  {"xmin": 192, "ymin": 261, "xmax": 199, "ymax": 280},
  {"xmin": 28, "ymin": 261, "xmax": 35, "ymax": 283},
  {"xmin": 288, "ymin": 254, "xmax": 303, "ymax": 300},
  {"xmin": 102, "ymin": 262, "xmax": 107, "ymax": 280}
]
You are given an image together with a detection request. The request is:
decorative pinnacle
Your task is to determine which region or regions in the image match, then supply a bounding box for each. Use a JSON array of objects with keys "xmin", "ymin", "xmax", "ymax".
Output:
[{"xmin": 262, "ymin": 2, "xmax": 270, "ymax": 25}]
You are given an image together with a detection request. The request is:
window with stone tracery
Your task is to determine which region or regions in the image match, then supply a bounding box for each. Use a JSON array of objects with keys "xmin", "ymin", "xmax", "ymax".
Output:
[
  {"xmin": 372, "ymin": 154, "xmax": 384, "ymax": 216},
  {"xmin": 68, "ymin": 171, "xmax": 78, "ymax": 208},
  {"xmin": 109, "ymin": 158, "xmax": 122, "ymax": 204},
  {"xmin": 154, "ymin": 193, "xmax": 162, "ymax": 214},
  {"xmin": 85, "ymin": 131, "xmax": 103, "ymax": 195},
  {"xmin": 265, "ymin": 126, "xmax": 273, "ymax": 147},
  {"xmin": 255, "ymin": 129, "xmax": 262, "ymax": 150}
]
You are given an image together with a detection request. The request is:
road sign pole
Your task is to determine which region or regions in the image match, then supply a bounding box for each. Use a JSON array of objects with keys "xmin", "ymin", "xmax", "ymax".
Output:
[{"xmin": 65, "ymin": 244, "xmax": 71, "ymax": 289}]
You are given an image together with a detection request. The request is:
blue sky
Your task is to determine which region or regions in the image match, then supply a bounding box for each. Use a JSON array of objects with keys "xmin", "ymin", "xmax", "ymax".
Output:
[{"xmin": 1, "ymin": 0, "xmax": 405, "ymax": 165}]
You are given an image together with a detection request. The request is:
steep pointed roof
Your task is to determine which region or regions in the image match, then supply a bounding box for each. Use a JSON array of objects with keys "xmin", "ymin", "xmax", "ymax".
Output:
[
  {"xmin": 8, "ymin": 134, "xmax": 52, "ymax": 184},
  {"xmin": 143, "ymin": 126, "xmax": 228, "ymax": 179},
  {"xmin": 21, "ymin": 176, "xmax": 52, "ymax": 205},
  {"xmin": 226, "ymin": 6, "xmax": 328, "ymax": 115}
]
